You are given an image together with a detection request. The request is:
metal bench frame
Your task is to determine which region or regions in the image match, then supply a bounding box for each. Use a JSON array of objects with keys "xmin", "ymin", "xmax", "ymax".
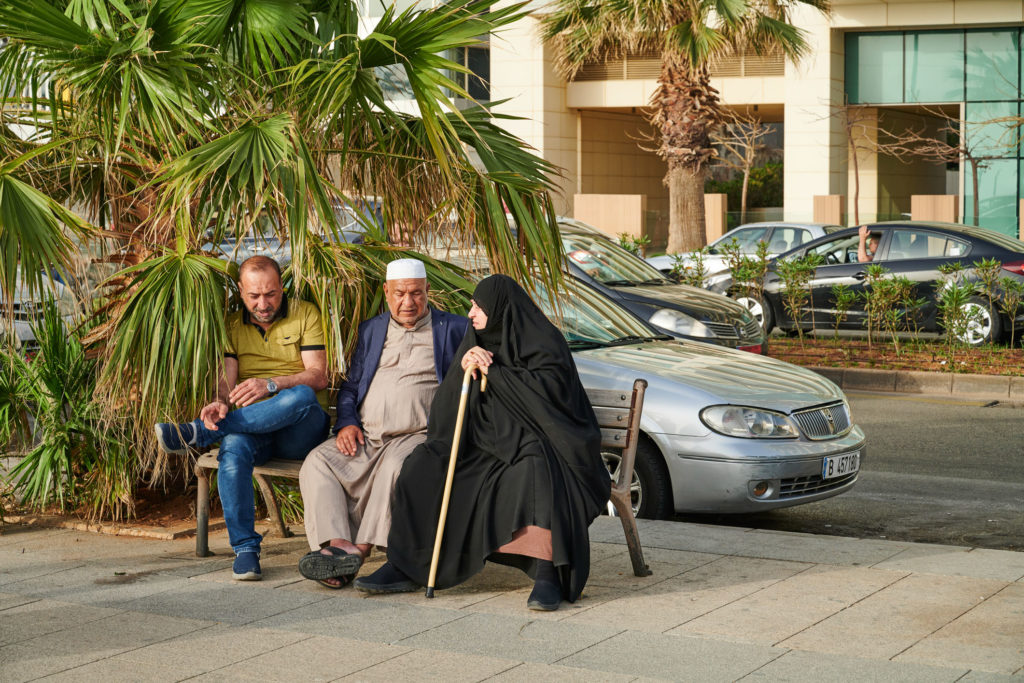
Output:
[{"xmin": 194, "ymin": 378, "xmax": 651, "ymax": 577}]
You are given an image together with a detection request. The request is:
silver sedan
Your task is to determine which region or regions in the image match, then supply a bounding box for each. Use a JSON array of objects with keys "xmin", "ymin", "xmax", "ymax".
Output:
[{"xmin": 534, "ymin": 279, "xmax": 865, "ymax": 518}]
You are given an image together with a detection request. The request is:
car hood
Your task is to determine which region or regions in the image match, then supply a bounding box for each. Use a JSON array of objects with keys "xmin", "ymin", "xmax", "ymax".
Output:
[
  {"xmin": 608, "ymin": 283, "xmax": 748, "ymax": 323},
  {"xmin": 574, "ymin": 340, "xmax": 843, "ymax": 414}
]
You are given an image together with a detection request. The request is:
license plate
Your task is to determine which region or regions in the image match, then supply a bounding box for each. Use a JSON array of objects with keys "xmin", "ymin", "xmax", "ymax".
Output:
[{"xmin": 822, "ymin": 451, "xmax": 860, "ymax": 480}]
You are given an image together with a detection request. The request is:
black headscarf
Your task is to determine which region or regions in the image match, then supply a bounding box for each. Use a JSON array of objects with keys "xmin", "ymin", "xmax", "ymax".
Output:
[{"xmin": 387, "ymin": 275, "xmax": 608, "ymax": 601}]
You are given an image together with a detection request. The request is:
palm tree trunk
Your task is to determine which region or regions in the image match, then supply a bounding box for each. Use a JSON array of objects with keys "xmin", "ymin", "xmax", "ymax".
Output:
[{"xmin": 653, "ymin": 61, "xmax": 721, "ymax": 253}]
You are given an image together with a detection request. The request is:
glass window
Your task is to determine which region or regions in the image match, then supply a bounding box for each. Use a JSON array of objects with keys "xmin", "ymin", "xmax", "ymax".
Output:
[
  {"xmin": 964, "ymin": 158, "xmax": 1020, "ymax": 236},
  {"xmin": 807, "ymin": 234, "xmax": 863, "ymax": 265},
  {"xmin": 885, "ymin": 229, "xmax": 968, "ymax": 260},
  {"xmin": 531, "ymin": 278, "xmax": 658, "ymax": 347},
  {"xmin": 846, "ymin": 33, "xmax": 904, "ymax": 104},
  {"xmin": 966, "ymin": 29, "xmax": 1020, "ymax": 101},
  {"xmin": 466, "ymin": 46, "xmax": 490, "ymax": 101},
  {"xmin": 905, "ymin": 31, "xmax": 963, "ymax": 103},
  {"xmin": 561, "ymin": 232, "xmax": 668, "ymax": 285},
  {"xmin": 770, "ymin": 227, "xmax": 812, "ymax": 252},
  {"xmin": 965, "ymin": 101, "xmax": 1019, "ymax": 160},
  {"xmin": 710, "ymin": 227, "xmax": 768, "ymax": 254}
]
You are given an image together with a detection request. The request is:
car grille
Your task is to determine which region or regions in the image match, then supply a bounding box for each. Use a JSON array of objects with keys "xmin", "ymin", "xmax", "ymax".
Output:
[
  {"xmin": 705, "ymin": 321, "xmax": 739, "ymax": 339},
  {"xmin": 740, "ymin": 318, "xmax": 762, "ymax": 339},
  {"xmin": 793, "ymin": 402, "xmax": 851, "ymax": 440},
  {"xmin": 779, "ymin": 471, "xmax": 858, "ymax": 499}
]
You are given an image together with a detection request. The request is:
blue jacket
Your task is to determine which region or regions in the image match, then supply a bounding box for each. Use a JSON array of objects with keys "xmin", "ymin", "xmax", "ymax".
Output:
[{"xmin": 333, "ymin": 308, "xmax": 469, "ymax": 432}]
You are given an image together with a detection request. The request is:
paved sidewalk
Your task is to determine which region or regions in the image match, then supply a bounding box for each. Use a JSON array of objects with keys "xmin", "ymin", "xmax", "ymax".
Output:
[{"xmin": 1, "ymin": 517, "xmax": 1022, "ymax": 681}]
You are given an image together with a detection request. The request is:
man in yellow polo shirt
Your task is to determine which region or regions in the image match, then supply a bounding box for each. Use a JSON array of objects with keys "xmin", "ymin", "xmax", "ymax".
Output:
[{"xmin": 155, "ymin": 256, "xmax": 329, "ymax": 581}]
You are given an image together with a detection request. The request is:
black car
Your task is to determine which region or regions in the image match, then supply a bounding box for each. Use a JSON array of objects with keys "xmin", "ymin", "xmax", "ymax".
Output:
[
  {"xmin": 558, "ymin": 219, "xmax": 765, "ymax": 352},
  {"xmin": 711, "ymin": 221, "xmax": 1024, "ymax": 346}
]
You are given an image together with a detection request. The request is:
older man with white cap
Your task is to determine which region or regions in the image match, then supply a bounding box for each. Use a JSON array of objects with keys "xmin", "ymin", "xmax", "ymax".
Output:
[{"xmin": 297, "ymin": 258, "xmax": 468, "ymax": 588}]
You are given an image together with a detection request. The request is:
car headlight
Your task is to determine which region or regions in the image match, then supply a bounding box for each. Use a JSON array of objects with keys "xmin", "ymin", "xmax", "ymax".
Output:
[
  {"xmin": 700, "ymin": 405, "xmax": 800, "ymax": 439},
  {"xmin": 648, "ymin": 309, "xmax": 712, "ymax": 337}
]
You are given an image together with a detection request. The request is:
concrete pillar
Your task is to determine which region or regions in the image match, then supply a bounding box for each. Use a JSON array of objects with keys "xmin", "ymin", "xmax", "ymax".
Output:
[
  {"xmin": 489, "ymin": 9, "xmax": 577, "ymax": 216},
  {"xmin": 783, "ymin": 7, "xmax": 847, "ymax": 222},
  {"xmin": 704, "ymin": 194, "xmax": 728, "ymax": 243},
  {"xmin": 912, "ymin": 195, "xmax": 959, "ymax": 223},
  {"xmin": 572, "ymin": 194, "xmax": 646, "ymax": 239},
  {"xmin": 813, "ymin": 195, "xmax": 846, "ymax": 225}
]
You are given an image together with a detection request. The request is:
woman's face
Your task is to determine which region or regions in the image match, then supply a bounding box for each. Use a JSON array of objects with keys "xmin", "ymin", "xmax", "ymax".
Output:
[{"xmin": 468, "ymin": 300, "xmax": 488, "ymax": 330}]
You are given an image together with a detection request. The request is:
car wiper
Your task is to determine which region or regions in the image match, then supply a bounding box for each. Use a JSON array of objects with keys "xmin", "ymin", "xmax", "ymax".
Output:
[
  {"xmin": 606, "ymin": 334, "xmax": 671, "ymax": 346},
  {"xmin": 600, "ymin": 279, "xmax": 640, "ymax": 286},
  {"xmin": 566, "ymin": 339, "xmax": 609, "ymax": 350},
  {"xmin": 640, "ymin": 278, "xmax": 670, "ymax": 285}
]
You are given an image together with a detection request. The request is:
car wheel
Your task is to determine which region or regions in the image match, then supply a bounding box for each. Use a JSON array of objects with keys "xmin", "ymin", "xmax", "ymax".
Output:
[
  {"xmin": 955, "ymin": 296, "xmax": 1003, "ymax": 346},
  {"xmin": 732, "ymin": 293, "xmax": 774, "ymax": 333},
  {"xmin": 601, "ymin": 438, "xmax": 673, "ymax": 520}
]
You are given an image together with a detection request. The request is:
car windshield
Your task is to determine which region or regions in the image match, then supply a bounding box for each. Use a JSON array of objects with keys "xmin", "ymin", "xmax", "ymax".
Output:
[
  {"xmin": 530, "ymin": 277, "xmax": 666, "ymax": 348},
  {"xmin": 560, "ymin": 232, "xmax": 670, "ymax": 285},
  {"xmin": 707, "ymin": 227, "xmax": 768, "ymax": 255}
]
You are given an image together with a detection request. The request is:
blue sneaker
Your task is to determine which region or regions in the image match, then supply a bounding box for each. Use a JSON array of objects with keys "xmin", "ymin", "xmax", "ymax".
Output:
[
  {"xmin": 154, "ymin": 421, "xmax": 198, "ymax": 455},
  {"xmin": 232, "ymin": 550, "xmax": 262, "ymax": 581}
]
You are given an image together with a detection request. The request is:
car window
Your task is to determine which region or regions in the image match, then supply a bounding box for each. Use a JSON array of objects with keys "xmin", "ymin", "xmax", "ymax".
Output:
[
  {"xmin": 806, "ymin": 234, "xmax": 861, "ymax": 265},
  {"xmin": 791, "ymin": 228, "xmax": 814, "ymax": 246},
  {"xmin": 768, "ymin": 227, "xmax": 810, "ymax": 253},
  {"xmin": 560, "ymin": 232, "xmax": 668, "ymax": 285},
  {"xmin": 531, "ymin": 278, "xmax": 658, "ymax": 345},
  {"xmin": 885, "ymin": 229, "xmax": 971, "ymax": 260},
  {"xmin": 709, "ymin": 227, "xmax": 768, "ymax": 255}
]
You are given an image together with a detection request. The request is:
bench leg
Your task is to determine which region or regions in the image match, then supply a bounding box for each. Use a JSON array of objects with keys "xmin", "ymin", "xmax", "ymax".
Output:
[
  {"xmin": 611, "ymin": 491, "xmax": 652, "ymax": 577},
  {"xmin": 255, "ymin": 474, "xmax": 292, "ymax": 538},
  {"xmin": 195, "ymin": 466, "xmax": 212, "ymax": 557}
]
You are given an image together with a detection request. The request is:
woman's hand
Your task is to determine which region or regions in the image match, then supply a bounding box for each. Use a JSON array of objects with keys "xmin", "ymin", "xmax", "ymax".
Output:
[{"xmin": 461, "ymin": 346, "xmax": 494, "ymax": 379}]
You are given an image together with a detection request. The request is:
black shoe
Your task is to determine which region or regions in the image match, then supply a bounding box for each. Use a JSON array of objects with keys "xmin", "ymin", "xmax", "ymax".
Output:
[
  {"xmin": 298, "ymin": 546, "xmax": 363, "ymax": 580},
  {"xmin": 154, "ymin": 421, "xmax": 198, "ymax": 455},
  {"xmin": 527, "ymin": 560, "xmax": 562, "ymax": 611},
  {"xmin": 353, "ymin": 562, "xmax": 419, "ymax": 594}
]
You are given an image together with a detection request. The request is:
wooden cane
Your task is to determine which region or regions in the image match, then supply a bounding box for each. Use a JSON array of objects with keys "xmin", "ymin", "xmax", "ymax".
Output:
[{"xmin": 426, "ymin": 364, "xmax": 486, "ymax": 598}]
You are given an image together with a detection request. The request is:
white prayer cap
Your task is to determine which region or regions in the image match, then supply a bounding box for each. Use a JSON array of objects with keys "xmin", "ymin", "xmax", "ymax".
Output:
[{"xmin": 386, "ymin": 258, "xmax": 427, "ymax": 280}]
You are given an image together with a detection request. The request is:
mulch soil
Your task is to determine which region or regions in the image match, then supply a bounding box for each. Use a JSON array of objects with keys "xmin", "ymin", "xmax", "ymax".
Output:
[{"xmin": 767, "ymin": 336, "xmax": 1024, "ymax": 376}]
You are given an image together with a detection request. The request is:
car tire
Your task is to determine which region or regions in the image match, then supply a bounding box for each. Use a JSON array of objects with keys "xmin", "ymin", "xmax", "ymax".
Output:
[
  {"xmin": 731, "ymin": 293, "xmax": 774, "ymax": 333},
  {"xmin": 955, "ymin": 296, "xmax": 1003, "ymax": 346},
  {"xmin": 601, "ymin": 438, "xmax": 673, "ymax": 521}
]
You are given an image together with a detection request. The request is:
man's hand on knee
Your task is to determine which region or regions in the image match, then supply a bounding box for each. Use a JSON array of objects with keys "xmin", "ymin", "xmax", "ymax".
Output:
[
  {"xmin": 229, "ymin": 378, "xmax": 273, "ymax": 407},
  {"xmin": 336, "ymin": 425, "xmax": 364, "ymax": 456},
  {"xmin": 199, "ymin": 400, "xmax": 229, "ymax": 430}
]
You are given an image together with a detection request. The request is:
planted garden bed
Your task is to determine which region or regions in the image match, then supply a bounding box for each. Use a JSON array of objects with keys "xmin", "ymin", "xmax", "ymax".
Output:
[{"xmin": 767, "ymin": 336, "xmax": 1024, "ymax": 376}]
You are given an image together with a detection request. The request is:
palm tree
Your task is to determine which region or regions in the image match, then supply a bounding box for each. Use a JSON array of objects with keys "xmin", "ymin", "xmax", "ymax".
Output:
[
  {"xmin": 0, "ymin": 0, "xmax": 564, "ymax": 518},
  {"xmin": 541, "ymin": 0, "xmax": 829, "ymax": 253}
]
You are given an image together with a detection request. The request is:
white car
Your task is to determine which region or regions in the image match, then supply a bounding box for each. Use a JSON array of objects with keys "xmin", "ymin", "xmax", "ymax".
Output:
[
  {"xmin": 532, "ymin": 277, "xmax": 865, "ymax": 518},
  {"xmin": 647, "ymin": 222, "xmax": 843, "ymax": 288}
]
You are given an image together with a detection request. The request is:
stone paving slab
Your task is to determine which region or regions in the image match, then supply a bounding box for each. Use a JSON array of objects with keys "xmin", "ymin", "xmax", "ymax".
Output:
[
  {"xmin": 0, "ymin": 610, "xmax": 212, "ymax": 682},
  {"xmin": 669, "ymin": 564, "xmax": 908, "ymax": 645},
  {"xmin": 395, "ymin": 612, "xmax": 623, "ymax": 664},
  {"xmin": 893, "ymin": 582, "xmax": 1024, "ymax": 674},
  {"xmin": 874, "ymin": 544, "xmax": 1024, "ymax": 582},
  {"xmin": 778, "ymin": 572, "xmax": 1009, "ymax": 662},
  {"xmin": 249, "ymin": 595, "xmax": 469, "ymax": 643},
  {"xmin": 487, "ymin": 662, "xmax": 638, "ymax": 682},
  {"xmin": 0, "ymin": 599, "xmax": 120, "ymax": 647},
  {"xmin": 194, "ymin": 634, "xmax": 410, "ymax": 681},
  {"xmin": 0, "ymin": 591, "xmax": 38, "ymax": 611},
  {"xmin": 740, "ymin": 648, "xmax": 971, "ymax": 682},
  {"xmin": 557, "ymin": 629, "xmax": 784, "ymax": 681},
  {"xmin": 563, "ymin": 555, "xmax": 809, "ymax": 633},
  {"xmin": 339, "ymin": 647, "xmax": 521, "ymax": 681}
]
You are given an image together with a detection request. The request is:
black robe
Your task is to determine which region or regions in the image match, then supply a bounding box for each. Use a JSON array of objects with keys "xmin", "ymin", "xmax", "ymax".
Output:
[{"xmin": 386, "ymin": 274, "xmax": 609, "ymax": 601}]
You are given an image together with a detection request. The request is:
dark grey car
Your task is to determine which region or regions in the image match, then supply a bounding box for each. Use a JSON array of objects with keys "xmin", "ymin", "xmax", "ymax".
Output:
[{"xmin": 559, "ymin": 219, "xmax": 765, "ymax": 352}]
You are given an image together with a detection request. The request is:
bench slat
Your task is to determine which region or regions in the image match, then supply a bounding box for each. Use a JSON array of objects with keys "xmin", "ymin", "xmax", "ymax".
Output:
[
  {"xmin": 586, "ymin": 389, "xmax": 632, "ymax": 408},
  {"xmin": 592, "ymin": 406, "xmax": 631, "ymax": 429},
  {"xmin": 196, "ymin": 452, "xmax": 303, "ymax": 479},
  {"xmin": 600, "ymin": 426, "xmax": 630, "ymax": 450}
]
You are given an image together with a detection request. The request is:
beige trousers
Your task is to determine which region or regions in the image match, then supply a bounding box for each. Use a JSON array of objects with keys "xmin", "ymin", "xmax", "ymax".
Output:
[{"xmin": 299, "ymin": 431, "xmax": 426, "ymax": 550}]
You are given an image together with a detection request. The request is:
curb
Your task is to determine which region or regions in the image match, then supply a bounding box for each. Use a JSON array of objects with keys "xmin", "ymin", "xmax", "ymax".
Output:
[
  {"xmin": 807, "ymin": 365, "xmax": 1024, "ymax": 402},
  {"xmin": 2, "ymin": 513, "xmax": 225, "ymax": 541}
]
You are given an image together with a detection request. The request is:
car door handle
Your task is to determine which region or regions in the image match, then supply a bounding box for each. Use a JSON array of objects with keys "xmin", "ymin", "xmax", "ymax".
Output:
[{"xmin": 853, "ymin": 272, "xmax": 867, "ymax": 281}]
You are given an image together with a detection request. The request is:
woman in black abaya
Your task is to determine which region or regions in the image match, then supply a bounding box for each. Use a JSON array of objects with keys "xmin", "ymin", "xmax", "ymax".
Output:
[{"xmin": 353, "ymin": 274, "xmax": 610, "ymax": 610}]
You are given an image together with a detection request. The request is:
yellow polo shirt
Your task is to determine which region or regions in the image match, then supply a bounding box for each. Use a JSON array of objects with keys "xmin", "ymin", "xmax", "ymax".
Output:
[{"xmin": 224, "ymin": 298, "xmax": 329, "ymax": 408}]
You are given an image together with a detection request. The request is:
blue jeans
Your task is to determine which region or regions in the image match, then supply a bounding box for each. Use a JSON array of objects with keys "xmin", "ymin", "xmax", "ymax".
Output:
[{"xmin": 194, "ymin": 385, "xmax": 329, "ymax": 554}]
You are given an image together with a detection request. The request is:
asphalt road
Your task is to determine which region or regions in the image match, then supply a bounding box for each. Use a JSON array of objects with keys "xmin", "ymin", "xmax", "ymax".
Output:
[{"xmin": 675, "ymin": 391, "xmax": 1024, "ymax": 552}]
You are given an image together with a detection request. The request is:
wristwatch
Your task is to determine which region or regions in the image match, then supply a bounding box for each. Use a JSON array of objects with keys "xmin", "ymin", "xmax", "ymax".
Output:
[{"xmin": 266, "ymin": 378, "xmax": 278, "ymax": 394}]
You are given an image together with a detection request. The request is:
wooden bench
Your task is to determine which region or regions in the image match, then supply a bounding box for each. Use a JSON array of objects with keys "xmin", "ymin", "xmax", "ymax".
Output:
[{"xmin": 194, "ymin": 378, "xmax": 651, "ymax": 577}]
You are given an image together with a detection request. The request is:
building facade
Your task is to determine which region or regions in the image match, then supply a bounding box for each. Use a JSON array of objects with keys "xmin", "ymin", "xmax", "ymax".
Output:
[{"xmin": 487, "ymin": 0, "xmax": 1024, "ymax": 243}]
